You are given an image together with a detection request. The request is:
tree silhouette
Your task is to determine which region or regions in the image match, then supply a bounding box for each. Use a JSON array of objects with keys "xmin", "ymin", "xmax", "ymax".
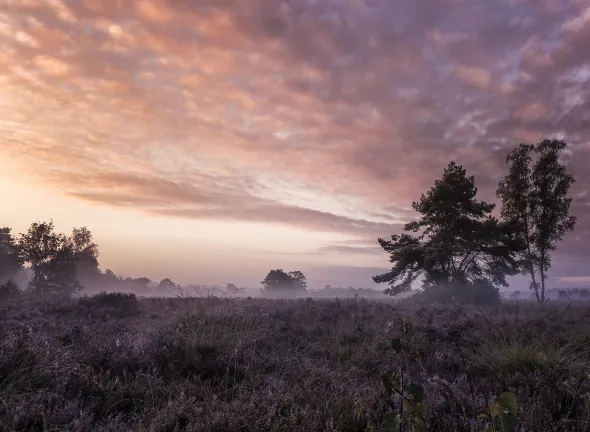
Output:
[
  {"xmin": 157, "ymin": 278, "xmax": 177, "ymax": 290},
  {"xmin": 133, "ymin": 277, "xmax": 152, "ymax": 287},
  {"xmin": 0, "ymin": 227, "xmax": 23, "ymax": 282},
  {"xmin": 18, "ymin": 221, "xmax": 81, "ymax": 296},
  {"xmin": 225, "ymin": 283, "xmax": 240, "ymax": 293},
  {"xmin": 497, "ymin": 139, "xmax": 577, "ymax": 302},
  {"xmin": 288, "ymin": 271, "xmax": 307, "ymax": 290},
  {"xmin": 71, "ymin": 227, "xmax": 100, "ymax": 279},
  {"xmin": 103, "ymin": 269, "xmax": 120, "ymax": 283},
  {"xmin": 261, "ymin": 269, "xmax": 307, "ymax": 292},
  {"xmin": 374, "ymin": 162, "xmax": 522, "ymax": 303}
]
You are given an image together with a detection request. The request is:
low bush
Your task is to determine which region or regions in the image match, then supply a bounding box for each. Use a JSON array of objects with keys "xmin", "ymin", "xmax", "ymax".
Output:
[
  {"xmin": 0, "ymin": 279, "xmax": 21, "ymax": 300},
  {"xmin": 78, "ymin": 291, "xmax": 139, "ymax": 317}
]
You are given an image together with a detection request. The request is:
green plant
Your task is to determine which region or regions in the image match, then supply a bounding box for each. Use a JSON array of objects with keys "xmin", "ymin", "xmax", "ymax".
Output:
[
  {"xmin": 478, "ymin": 392, "xmax": 519, "ymax": 432},
  {"xmin": 382, "ymin": 319, "xmax": 428, "ymax": 432},
  {"xmin": 472, "ymin": 334, "xmax": 589, "ymax": 377}
]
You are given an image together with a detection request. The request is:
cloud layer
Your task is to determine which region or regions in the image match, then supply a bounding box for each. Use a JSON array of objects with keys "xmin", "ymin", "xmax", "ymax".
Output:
[{"xmin": 1, "ymin": 0, "xmax": 590, "ymax": 283}]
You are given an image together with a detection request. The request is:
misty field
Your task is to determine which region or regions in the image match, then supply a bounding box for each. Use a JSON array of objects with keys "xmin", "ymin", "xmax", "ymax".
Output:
[{"xmin": 2, "ymin": 294, "xmax": 590, "ymax": 432}]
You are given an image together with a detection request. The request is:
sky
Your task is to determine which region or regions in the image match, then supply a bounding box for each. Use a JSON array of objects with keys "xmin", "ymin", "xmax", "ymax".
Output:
[{"xmin": 1, "ymin": 0, "xmax": 590, "ymax": 290}]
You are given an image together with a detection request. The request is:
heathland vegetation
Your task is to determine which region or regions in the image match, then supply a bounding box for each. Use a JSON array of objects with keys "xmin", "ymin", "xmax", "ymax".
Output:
[{"xmin": 1, "ymin": 139, "xmax": 587, "ymax": 431}]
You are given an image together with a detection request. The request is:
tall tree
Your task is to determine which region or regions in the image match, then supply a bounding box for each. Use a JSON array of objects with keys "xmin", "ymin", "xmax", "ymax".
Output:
[
  {"xmin": 374, "ymin": 162, "xmax": 522, "ymax": 303},
  {"xmin": 18, "ymin": 221, "xmax": 81, "ymax": 296},
  {"xmin": 0, "ymin": 227, "xmax": 23, "ymax": 282},
  {"xmin": 497, "ymin": 139, "xmax": 577, "ymax": 302}
]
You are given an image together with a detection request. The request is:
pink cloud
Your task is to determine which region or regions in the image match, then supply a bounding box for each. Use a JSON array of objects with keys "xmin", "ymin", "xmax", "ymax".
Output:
[{"xmin": 1, "ymin": 0, "xmax": 590, "ymax": 276}]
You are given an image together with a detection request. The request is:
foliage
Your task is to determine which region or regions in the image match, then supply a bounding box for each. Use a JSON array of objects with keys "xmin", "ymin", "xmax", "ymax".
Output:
[
  {"xmin": 479, "ymin": 392, "xmax": 519, "ymax": 432},
  {"xmin": 78, "ymin": 291, "xmax": 139, "ymax": 317},
  {"xmin": 0, "ymin": 279, "xmax": 21, "ymax": 300},
  {"xmin": 17, "ymin": 221, "xmax": 82, "ymax": 297},
  {"xmin": 382, "ymin": 319, "xmax": 429, "ymax": 432},
  {"xmin": 102, "ymin": 268, "xmax": 121, "ymax": 283},
  {"xmin": 130, "ymin": 276, "xmax": 152, "ymax": 286},
  {"xmin": 497, "ymin": 139, "xmax": 577, "ymax": 302},
  {"xmin": 421, "ymin": 279, "xmax": 501, "ymax": 305},
  {"xmin": 261, "ymin": 269, "xmax": 307, "ymax": 291},
  {"xmin": 157, "ymin": 278, "xmax": 177, "ymax": 290},
  {"xmin": 0, "ymin": 227, "xmax": 23, "ymax": 282},
  {"xmin": 374, "ymin": 162, "xmax": 522, "ymax": 303},
  {"xmin": 70, "ymin": 226, "xmax": 100, "ymax": 279}
]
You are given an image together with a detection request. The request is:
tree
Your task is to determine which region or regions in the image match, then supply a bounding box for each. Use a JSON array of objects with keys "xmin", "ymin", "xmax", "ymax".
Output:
[
  {"xmin": 71, "ymin": 227, "xmax": 100, "ymax": 278},
  {"xmin": 225, "ymin": 283, "xmax": 243, "ymax": 293},
  {"xmin": 557, "ymin": 289, "xmax": 571, "ymax": 300},
  {"xmin": 374, "ymin": 162, "xmax": 522, "ymax": 303},
  {"xmin": 580, "ymin": 288, "xmax": 590, "ymax": 300},
  {"xmin": 18, "ymin": 221, "xmax": 81, "ymax": 296},
  {"xmin": 0, "ymin": 279, "xmax": 20, "ymax": 299},
  {"xmin": 134, "ymin": 277, "xmax": 152, "ymax": 287},
  {"xmin": 510, "ymin": 290, "xmax": 520, "ymax": 299},
  {"xmin": 0, "ymin": 227, "xmax": 23, "ymax": 282},
  {"xmin": 157, "ymin": 278, "xmax": 177, "ymax": 290},
  {"xmin": 497, "ymin": 139, "xmax": 577, "ymax": 302},
  {"xmin": 288, "ymin": 271, "xmax": 307, "ymax": 290},
  {"xmin": 103, "ymin": 269, "xmax": 120, "ymax": 284},
  {"xmin": 261, "ymin": 269, "xmax": 307, "ymax": 292}
]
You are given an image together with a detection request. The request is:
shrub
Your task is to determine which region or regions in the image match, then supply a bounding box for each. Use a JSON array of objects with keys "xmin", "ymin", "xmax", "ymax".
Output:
[
  {"xmin": 78, "ymin": 291, "xmax": 139, "ymax": 317},
  {"xmin": 0, "ymin": 279, "xmax": 21, "ymax": 300},
  {"xmin": 421, "ymin": 280, "xmax": 500, "ymax": 305}
]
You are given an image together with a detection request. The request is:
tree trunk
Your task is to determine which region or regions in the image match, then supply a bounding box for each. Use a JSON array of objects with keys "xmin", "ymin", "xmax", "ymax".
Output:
[
  {"xmin": 529, "ymin": 266, "xmax": 540, "ymax": 302},
  {"xmin": 539, "ymin": 254, "xmax": 546, "ymax": 302}
]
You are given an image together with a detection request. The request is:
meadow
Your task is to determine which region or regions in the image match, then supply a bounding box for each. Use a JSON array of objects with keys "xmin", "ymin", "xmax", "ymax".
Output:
[{"xmin": 1, "ymin": 292, "xmax": 590, "ymax": 432}]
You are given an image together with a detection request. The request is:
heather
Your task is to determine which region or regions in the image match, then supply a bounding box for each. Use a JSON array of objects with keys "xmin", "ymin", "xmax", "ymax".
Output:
[{"xmin": 2, "ymin": 294, "xmax": 590, "ymax": 431}]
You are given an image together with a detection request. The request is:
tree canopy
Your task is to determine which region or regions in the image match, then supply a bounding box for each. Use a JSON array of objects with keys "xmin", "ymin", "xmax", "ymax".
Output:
[
  {"xmin": 261, "ymin": 269, "xmax": 307, "ymax": 291},
  {"xmin": 18, "ymin": 221, "xmax": 81, "ymax": 296},
  {"xmin": 71, "ymin": 226, "xmax": 100, "ymax": 279},
  {"xmin": 0, "ymin": 227, "xmax": 23, "ymax": 282},
  {"xmin": 497, "ymin": 139, "xmax": 577, "ymax": 302},
  {"xmin": 374, "ymin": 161, "xmax": 523, "ymax": 303}
]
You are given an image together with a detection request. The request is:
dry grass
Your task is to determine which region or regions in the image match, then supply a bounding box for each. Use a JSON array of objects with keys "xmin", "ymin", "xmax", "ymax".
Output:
[{"xmin": 1, "ymin": 294, "xmax": 590, "ymax": 431}]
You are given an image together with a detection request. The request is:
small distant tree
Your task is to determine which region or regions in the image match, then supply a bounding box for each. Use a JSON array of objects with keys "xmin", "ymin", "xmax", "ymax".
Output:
[
  {"xmin": 261, "ymin": 269, "xmax": 307, "ymax": 292},
  {"xmin": 134, "ymin": 277, "xmax": 152, "ymax": 287},
  {"xmin": 0, "ymin": 227, "xmax": 23, "ymax": 282},
  {"xmin": 225, "ymin": 283, "xmax": 239, "ymax": 293},
  {"xmin": 18, "ymin": 221, "xmax": 81, "ymax": 296},
  {"xmin": 510, "ymin": 290, "xmax": 520, "ymax": 300},
  {"xmin": 497, "ymin": 139, "xmax": 577, "ymax": 302},
  {"xmin": 580, "ymin": 288, "xmax": 590, "ymax": 300},
  {"xmin": 157, "ymin": 278, "xmax": 177, "ymax": 290},
  {"xmin": 102, "ymin": 269, "xmax": 120, "ymax": 284},
  {"xmin": 374, "ymin": 162, "xmax": 522, "ymax": 304},
  {"xmin": 557, "ymin": 289, "xmax": 572, "ymax": 300}
]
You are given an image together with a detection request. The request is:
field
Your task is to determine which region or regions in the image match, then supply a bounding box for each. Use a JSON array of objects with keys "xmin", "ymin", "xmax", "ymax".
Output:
[{"xmin": 2, "ymin": 293, "xmax": 590, "ymax": 432}]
